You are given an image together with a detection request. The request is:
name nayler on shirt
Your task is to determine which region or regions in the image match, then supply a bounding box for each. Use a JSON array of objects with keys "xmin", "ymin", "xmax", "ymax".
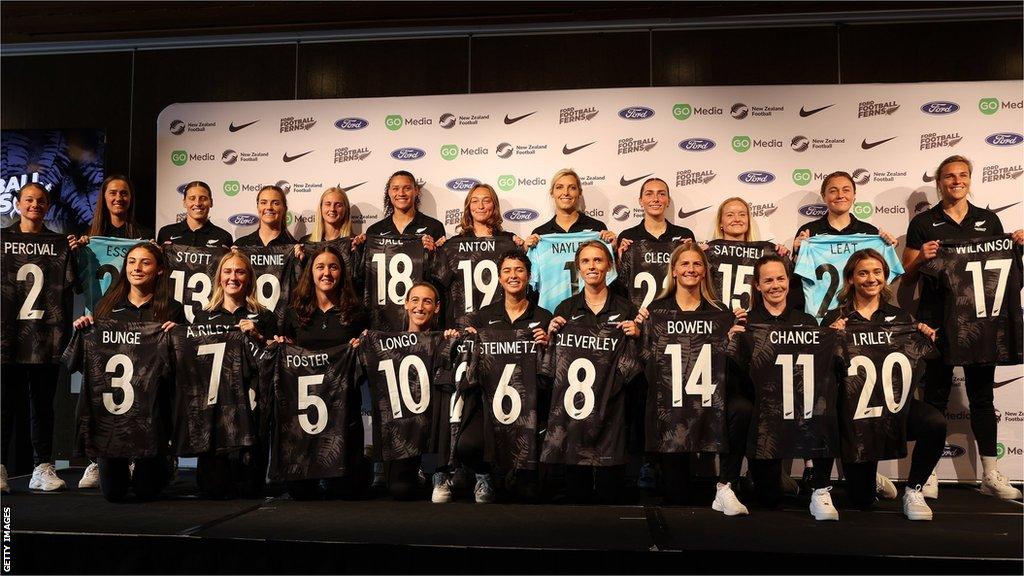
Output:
[
  {"xmin": 175, "ymin": 250, "xmax": 213, "ymax": 265},
  {"xmin": 458, "ymin": 240, "xmax": 495, "ymax": 252},
  {"xmin": 481, "ymin": 340, "xmax": 538, "ymax": 355},
  {"xmin": 286, "ymin": 353, "xmax": 329, "ymax": 368},
  {"xmin": 711, "ymin": 243, "xmax": 765, "ymax": 259},
  {"xmin": 187, "ymin": 324, "xmax": 231, "ymax": 338},
  {"xmin": 830, "ymin": 242, "xmax": 857, "ymax": 255},
  {"xmin": 550, "ymin": 240, "xmax": 592, "ymax": 254},
  {"xmin": 667, "ymin": 320, "xmax": 714, "ymax": 334},
  {"xmin": 102, "ymin": 330, "xmax": 142, "ymax": 345},
  {"xmin": 249, "ymin": 253, "xmax": 284, "ymax": 267},
  {"xmin": 850, "ymin": 330, "xmax": 893, "ymax": 346},
  {"xmin": 3, "ymin": 241, "xmax": 56, "ymax": 256},
  {"xmin": 952, "ymin": 237, "xmax": 1011, "ymax": 254},
  {"xmin": 556, "ymin": 332, "xmax": 618, "ymax": 351},
  {"xmin": 377, "ymin": 333, "xmax": 419, "ymax": 352},
  {"xmin": 769, "ymin": 329, "xmax": 820, "ymax": 345}
]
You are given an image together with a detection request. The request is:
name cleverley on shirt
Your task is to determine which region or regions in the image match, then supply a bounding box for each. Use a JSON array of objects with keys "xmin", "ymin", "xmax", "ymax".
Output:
[
  {"xmin": 3, "ymin": 241, "xmax": 57, "ymax": 255},
  {"xmin": 556, "ymin": 332, "xmax": 619, "ymax": 351},
  {"xmin": 951, "ymin": 237, "xmax": 1012, "ymax": 254}
]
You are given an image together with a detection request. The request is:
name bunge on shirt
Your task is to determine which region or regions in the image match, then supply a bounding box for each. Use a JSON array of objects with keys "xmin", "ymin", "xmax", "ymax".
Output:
[
  {"xmin": 3, "ymin": 241, "xmax": 57, "ymax": 255},
  {"xmin": 102, "ymin": 330, "xmax": 144, "ymax": 345},
  {"xmin": 952, "ymin": 237, "xmax": 1012, "ymax": 254}
]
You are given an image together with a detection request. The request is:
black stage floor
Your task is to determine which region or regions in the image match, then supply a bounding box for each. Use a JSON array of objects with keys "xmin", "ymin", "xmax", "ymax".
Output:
[{"xmin": 3, "ymin": 468, "xmax": 1021, "ymax": 574}]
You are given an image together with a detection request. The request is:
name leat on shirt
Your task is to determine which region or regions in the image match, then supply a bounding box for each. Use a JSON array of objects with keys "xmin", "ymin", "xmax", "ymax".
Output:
[
  {"xmin": 549, "ymin": 240, "xmax": 591, "ymax": 254},
  {"xmin": 102, "ymin": 330, "xmax": 142, "ymax": 345},
  {"xmin": 952, "ymin": 237, "xmax": 1011, "ymax": 254},
  {"xmin": 666, "ymin": 319, "xmax": 714, "ymax": 334},
  {"xmin": 377, "ymin": 333, "xmax": 419, "ymax": 352},
  {"xmin": 457, "ymin": 240, "xmax": 496, "ymax": 252},
  {"xmin": 3, "ymin": 241, "xmax": 56, "ymax": 255},
  {"xmin": 248, "ymin": 253, "xmax": 284, "ymax": 267},
  {"xmin": 850, "ymin": 330, "xmax": 893, "ymax": 346},
  {"xmin": 710, "ymin": 243, "xmax": 766, "ymax": 259},
  {"xmin": 556, "ymin": 332, "xmax": 618, "ymax": 351},
  {"xmin": 186, "ymin": 324, "xmax": 231, "ymax": 338},
  {"xmin": 769, "ymin": 329, "xmax": 820, "ymax": 345},
  {"xmin": 286, "ymin": 353, "xmax": 330, "ymax": 368},
  {"xmin": 175, "ymin": 250, "xmax": 213, "ymax": 265},
  {"xmin": 829, "ymin": 242, "xmax": 857, "ymax": 255},
  {"xmin": 481, "ymin": 339, "xmax": 538, "ymax": 355}
]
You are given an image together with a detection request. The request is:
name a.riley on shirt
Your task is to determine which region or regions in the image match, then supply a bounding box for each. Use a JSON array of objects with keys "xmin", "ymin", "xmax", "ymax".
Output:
[
  {"xmin": 3, "ymin": 241, "xmax": 57, "ymax": 255},
  {"xmin": 186, "ymin": 324, "xmax": 232, "ymax": 338},
  {"xmin": 555, "ymin": 332, "xmax": 619, "ymax": 351},
  {"xmin": 952, "ymin": 237, "xmax": 1012, "ymax": 254}
]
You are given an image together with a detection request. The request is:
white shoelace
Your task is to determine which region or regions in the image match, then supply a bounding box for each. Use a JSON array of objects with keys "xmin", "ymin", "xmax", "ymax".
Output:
[{"xmin": 906, "ymin": 487, "xmax": 927, "ymax": 506}]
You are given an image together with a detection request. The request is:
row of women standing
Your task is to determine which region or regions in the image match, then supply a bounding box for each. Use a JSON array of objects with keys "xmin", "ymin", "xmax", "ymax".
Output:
[{"xmin": 1, "ymin": 156, "xmax": 1021, "ymax": 523}]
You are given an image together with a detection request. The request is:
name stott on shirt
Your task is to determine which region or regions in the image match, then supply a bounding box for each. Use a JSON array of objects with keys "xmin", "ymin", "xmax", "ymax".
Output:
[
  {"xmin": 76, "ymin": 236, "xmax": 141, "ymax": 314},
  {"xmin": 169, "ymin": 325, "xmax": 256, "ymax": 456},
  {"xmin": 640, "ymin": 309, "xmax": 731, "ymax": 453},
  {"xmin": 268, "ymin": 343, "xmax": 361, "ymax": 481},
  {"xmin": 359, "ymin": 330, "xmax": 456, "ymax": 461},
  {"xmin": 236, "ymin": 244, "xmax": 296, "ymax": 326},
  {"xmin": 705, "ymin": 240, "xmax": 778, "ymax": 310},
  {"xmin": 540, "ymin": 323, "xmax": 641, "ymax": 467},
  {"xmin": 734, "ymin": 324, "xmax": 841, "ymax": 459},
  {"xmin": 63, "ymin": 320, "xmax": 172, "ymax": 459},
  {"xmin": 794, "ymin": 234, "xmax": 903, "ymax": 320},
  {"xmin": 1, "ymin": 232, "xmax": 75, "ymax": 364},
  {"xmin": 528, "ymin": 231, "xmax": 617, "ymax": 313},
  {"xmin": 919, "ymin": 234, "xmax": 1023, "ymax": 366},
  {"xmin": 164, "ymin": 244, "xmax": 229, "ymax": 323},
  {"xmin": 431, "ymin": 235, "xmax": 518, "ymax": 327},
  {"xmin": 839, "ymin": 323, "xmax": 938, "ymax": 463},
  {"xmin": 360, "ymin": 234, "xmax": 430, "ymax": 331},
  {"xmin": 460, "ymin": 328, "xmax": 544, "ymax": 471},
  {"xmin": 617, "ymin": 239, "xmax": 683, "ymax": 309}
]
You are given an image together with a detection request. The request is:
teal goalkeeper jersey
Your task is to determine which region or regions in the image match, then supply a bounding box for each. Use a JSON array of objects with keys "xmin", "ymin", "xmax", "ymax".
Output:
[
  {"xmin": 528, "ymin": 231, "xmax": 617, "ymax": 312},
  {"xmin": 77, "ymin": 236, "xmax": 140, "ymax": 314},
  {"xmin": 794, "ymin": 234, "xmax": 904, "ymax": 321}
]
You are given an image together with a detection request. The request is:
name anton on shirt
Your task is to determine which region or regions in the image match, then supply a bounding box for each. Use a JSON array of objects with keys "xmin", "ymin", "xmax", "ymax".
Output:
[
  {"xmin": 952, "ymin": 237, "xmax": 1011, "ymax": 254},
  {"xmin": 102, "ymin": 330, "xmax": 142, "ymax": 345},
  {"xmin": 710, "ymin": 243, "xmax": 766, "ymax": 259},
  {"xmin": 3, "ymin": 241, "xmax": 57, "ymax": 256},
  {"xmin": 769, "ymin": 329, "xmax": 820, "ymax": 345},
  {"xmin": 457, "ymin": 240, "xmax": 496, "ymax": 252},
  {"xmin": 556, "ymin": 332, "xmax": 618, "ymax": 351},
  {"xmin": 286, "ymin": 352, "xmax": 330, "ymax": 368}
]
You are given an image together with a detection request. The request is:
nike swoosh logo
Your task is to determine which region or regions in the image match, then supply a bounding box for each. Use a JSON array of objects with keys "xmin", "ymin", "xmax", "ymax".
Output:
[
  {"xmin": 504, "ymin": 111, "xmax": 537, "ymax": 125},
  {"xmin": 282, "ymin": 150, "xmax": 313, "ymax": 162},
  {"xmin": 170, "ymin": 235, "xmax": 183, "ymax": 240},
  {"xmin": 489, "ymin": 320, "xmax": 501, "ymax": 325},
  {"xmin": 620, "ymin": 173, "xmax": 654, "ymax": 187},
  {"xmin": 528, "ymin": 322, "xmax": 540, "ymax": 328},
  {"xmin": 228, "ymin": 120, "xmax": 259, "ymax": 132},
  {"xmin": 671, "ymin": 236, "xmax": 682, "ymax": 241},
  {"xmin": 209, "ymin": 314, "xmax": 222, "ymax": 319},
  {"xmin": 379, "ymin": 231, "xmax": 391, "ymax": 236},
  {"xmin": 563, "ymin": 141, "xmax": 596, "ymax": 155},
  {"xmin": 987, "ymin": 202, "xmax": 1021, "ymax": 214},
  {"xmin": 112, "ymin": 308, "xmax": 126, "ymax": 313},
  {"xmin": 677, "ymin": 205, "xmax": 712, "ymax": 219},
  {"xmin": 341, "ymin": 181, "xmax": 366, "ymax": 193},
  {"xmin": 932, "ymin": 222, "xmax": 945, "ymax": 227},
  {"xmin": 247, "ymin": 313, "xmax": 259, "ymax": 319},
  {"xmin": 861, "ymin": 137, "xmax": 897, "ymax": 150},
  {"xmin": 994, "ymin": 377, "xmax": 1022, "ymax": 388},
  {"xmin": 799, "ymin": 104, "xmax": 834, "ymax": 117},
  {"xmin": 571, "ymin": 314, "xmax": 585, "ymax": 321}
]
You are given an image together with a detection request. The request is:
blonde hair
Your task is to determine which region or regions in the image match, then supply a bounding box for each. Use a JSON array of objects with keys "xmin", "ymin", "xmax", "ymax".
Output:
[
  {"xmin": 933, "ymin": 154, "xmax": 974, "ymax": 200},
  {"xmin": 205, "ymin": 251, "xmax": 267, "ymax": 314},
  {"xmin": 711, "ymin": 197, "xmax": 761, "ymax": 241},
  {"xmin": 549, "ymin": 168, "xmax": 583, "ymax": 208},
  {"xmin": 655, "ymin": 243, "xmax": 722, "ymax": 309},
  {"xmin": 458, "ymin": 184, "xmax": 503, "ymax": 235},
  {"xmin": 308, "ymin": 187, "xmax": 352, "ymax": 240}
]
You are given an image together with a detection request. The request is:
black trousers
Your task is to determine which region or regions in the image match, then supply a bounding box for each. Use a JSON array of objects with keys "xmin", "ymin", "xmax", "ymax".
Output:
[
  {"xmin": 196, "ymin": 444, "xmax": 267, "ymax": 499},
  {"xmin": 98, "ymin": 457, "xmax": 170, "ymax": 503},
  {"xmin": 452, "ymin": 402, "xmax": 491, "ymax": 475},
  {"xmin": 748, "ymin": 458, "xmax": 834, "ymax": 508},
  {"xmin": 284, "ymin": 456, "xmax": 372, "ymax": 501},
  {"xmin": 1, "ymin": 363, "xmax": 58, "ymax": 466},
  {"xmin": 384, "ymin": 456, "xmax": 423, "ymax": 501},
  {"xmin": 564, "ymin": 465, "xmax": 624, "ymax": 504},
  {"xmin": 922, "ymin": 360, "xmax": 997, "ymax": 457}
]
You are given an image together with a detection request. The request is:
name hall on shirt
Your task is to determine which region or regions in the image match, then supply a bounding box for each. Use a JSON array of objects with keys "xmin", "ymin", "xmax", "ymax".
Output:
[
  {"xmin": 556, "ymin": 333, "xmax": 618, "ymax": 351},
  {"xmin": 3, "ymin": 241, "xmax": 57, "ymax": 256},
  {"xmin": 850, "ymin": 331, "xmax": 894, "ymax": 346}
]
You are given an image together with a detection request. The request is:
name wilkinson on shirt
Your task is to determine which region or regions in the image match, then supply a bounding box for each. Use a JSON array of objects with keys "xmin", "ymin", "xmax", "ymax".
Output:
[{"xmin": 952, "ymin": 237, "xmax": 1012, "ymax": 254}]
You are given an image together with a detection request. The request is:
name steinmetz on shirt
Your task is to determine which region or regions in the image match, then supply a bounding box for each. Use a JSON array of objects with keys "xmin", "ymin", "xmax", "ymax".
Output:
[
  {"xmin": 3, "ymin": 241, "xmax": 56, "ymax": 255},
  {"xmin": 481, "ymin": 339, "xmax": 538, "ymax": 355},
  {"xmin": 555, "ymin": 332, "xmax": 618, "ymax": 351}
]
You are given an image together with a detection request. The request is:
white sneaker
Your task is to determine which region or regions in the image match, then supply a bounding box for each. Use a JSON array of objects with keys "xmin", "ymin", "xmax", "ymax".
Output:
[
  {"xmin": 980, "ymin": 470, "xmax": 1023, "ymax": 500},
  {"xmin": 431, "ymin": 472, "xmax": 453, "ymax": 503},
  {"xmin": 29, "ymin": 463, "xmax": 67, "ymax": 492},
  {"xmin": 922, "ymin": 472, "xmax": 939, "ymax": 499},
  {"xmin": 875, "ymin": 473, "xmax": 897, "ymax": 499},
  {"xmin": 0, "ymin": 465, "xmax": 9, "ymax": 493},
  {"xmin": 809, "ymin": 487, "xmax": 839, "ymax": 521},
  {"xmin": 78, "ymin": 462, "xmax": 100, "ymax": 489},
  {"xmin": 711, "ymin": 482, "xmax": 749, "ymax": 516},
  {"xmin": 902, "ymin": 485, "xmax": 933, "ymax": 521},
  {"xmin": 474, "ymin": 474, "xmax": 495, "ymax": 504}
]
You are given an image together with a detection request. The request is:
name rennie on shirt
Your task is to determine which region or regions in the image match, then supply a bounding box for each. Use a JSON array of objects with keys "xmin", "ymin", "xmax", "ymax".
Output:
[
  {"xmin": 952, "ymin": 237, "xmax": 1011, "ymax": 254},
  {"xmin": 249, "ymin": 253, "xmax": 284, "ymax": 267},
  {"xmin": 286, "ymin": 353, "xmax": 330, "ymax": 368},
  {"xmin": 556, "ymin": 332, "xmax": 618, "ymax": 351},
  {"xmin": 769, "ymin": 329, "xmax": 820, "ymax": 345},
  {"xmin": 102, "ymin": 330, "xmax": 142, "ymax": 345},
  {"xmin": 3, "ymin": 241, "xmax": 57, "ymax": 256}
]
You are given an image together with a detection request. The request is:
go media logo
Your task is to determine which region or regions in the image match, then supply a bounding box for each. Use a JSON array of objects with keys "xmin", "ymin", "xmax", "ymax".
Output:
[
  {"xmin": 851, "ymin": 202, "xmax": 874, "ymax": 219},
  {"xmin": 385, "ymin": 114, "xmax": 432, "ymax": 131},
  {"xmin": 979, "ymin": 97, "xmax": 1023, "ymax": 115},
  {"xmin": 171, "ymin": 150, "xmax": 188, "ymax": 166},
  {"xmin": 223, "ymin": 180, "xmax": 241, "ymax": 197},
  {"xmin": 792, "ymin": 168, "xmax": 812, "ymax": 186},
  {"xmin": 672, "ymin": 103, "xmax": 723, "ymax": 121},
  {"xmin": 497, "ymin": 174, "xmax": 546, "ymax": 192},
  {"xmin": 732, "ymin": 136, "xmax": 783, "ymax": 153}
]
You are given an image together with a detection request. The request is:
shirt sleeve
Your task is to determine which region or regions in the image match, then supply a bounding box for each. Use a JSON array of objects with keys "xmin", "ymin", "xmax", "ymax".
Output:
[
  {"xmin": 880, "ymin": 240, "xmax": 905, "ymax": 280},
  {"xmin": 905, "ymin": 216, "xmax": 927, "ymax": 250}
]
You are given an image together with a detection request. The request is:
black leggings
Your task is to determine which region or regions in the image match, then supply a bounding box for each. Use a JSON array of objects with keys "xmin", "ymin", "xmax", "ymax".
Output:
[
  {"xmin": 452, "ymin": 401, "xmax": 491, "ymax": 475},
  {"xmin": 98, "ymin": 457, "xmax": 170, "ymax": 503},
  {"xmin": 564, "ymin": 465, "xmax": 624, "ymax": 504},
  {"xmin": 922, "ymin": 360, "xmax": 996, "ymax": 457},
  {"xmin": 196, "ymin": 444, "xmax": 267, "ymax": 499},
  {"xmin": 748, "ymin": 458, "xmax": 834, "ymax": 508},
  {"xmin": 1, "ymin": 364, "xmax": 58, "ymax": 466}
]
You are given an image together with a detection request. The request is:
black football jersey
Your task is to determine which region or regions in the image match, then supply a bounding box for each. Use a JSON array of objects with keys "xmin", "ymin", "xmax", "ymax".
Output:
[
  {"xmin": 640, "ymin": 309, "xmax": 731, "ymax": 453},
  {"xmin": 705, "ymin": 240, "xmax": 777, "ymax": 310},
  {"xmin": 839, "ymin": 323, "xmax": 938, "ymax": 463},
  {"xmin": 434, "ymin": 336, "xmax": 475, "ymax": 470},
  {"xmin": 431, "ymin": 236, "xmax": 518, "ymax": 328},
  {"xmin": 734, "ymin": 324, "xmax": 841, "ymax": 459},
  {"xmin": 268, "ymin": 342, "xmax": 360, "ymax": 481},
  {"xmin": 164, "ymin": 243, "xmax": 230, "ymax": 324},
  {"xmin": 919, "ymin": 234, "xmax": 1023, "ymax": 366},
  {"xmin": 64, "ymin": 320, "xmax": 172, "ymax": 458},
  {"xmin": 462, "ymin": 328, "xmax": 543, "ymax": 471},
  {"xmin": 169, "ymin": 325, "xmax": 256, "ymax": 456},
  {"xmin": 617, "ymin": 239, "xmax": 682, "ymax": 309},
  {"xmin": 360, "ymin": 235, "xmax": 430, "ymax": 331},
  {"xmin": 236, "ymin": 244, "xmax": 296, "ymax": 326},
  {"xmin": 359, "ymin": 330, "xmax": 455, "ymax": 461},
  {"xmin": 1, "ymin": 232, "xmax": 75, "ymax": 364},
  {"xmin": 539, "ymin": 323, "xmax": 641, "ymax": 466},
  {"xmin": 298, "ymin": 237, "xmax": 358, "ymax": 284}
]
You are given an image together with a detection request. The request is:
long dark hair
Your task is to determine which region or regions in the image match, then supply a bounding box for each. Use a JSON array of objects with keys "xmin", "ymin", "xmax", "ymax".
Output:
[
  {"xmin": 93, "ymin": 242, "xmax": 173, "ymax": 321},
  {"xmin": 290, "ymin": 245, "xmax": 359, "ymax": 327},
  {"xmin": 89, "ymin": 174, "xmax": 143, "ymax": 238},
  {"xmin": 382, "ymin": 170, "xmax": 421, "ymax": 218}
]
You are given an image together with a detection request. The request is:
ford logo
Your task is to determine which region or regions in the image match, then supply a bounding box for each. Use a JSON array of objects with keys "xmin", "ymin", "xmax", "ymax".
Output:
[
  {"xmin": 738, "ymin": 171, "xmax": 776, "ymax": 184},
  {"xmin": 985, "ymin": 132, "xmax": 1023, "ymax": 146},
  {"xmin": 228, "ymin": 213, "xmax": 259, "ymax": 226},
  {"xmin": 679, "ymin": 138, "xmax": 716, "ymax": 152},
  {"xmin": 799, "ymin": 204, "xmax": 829, "ymax": 218},
  {"xmin": 335, "ymin": 117, "xmax": 369, "ymax": 130},
  {"xmin": 618, "ymin": 106, "xmax": 655, "ymax": 120},
  {"xmin": 391, "ymin": 147, "xmax": 426, "ymax": 160},
  {"xmin": 942, "ymin": 443, "xmax": 966, "ymax": 458},
  {"xmin": 446, "ymin": 178, "xmax": 480, "ymax": 192},
  {"xmin": 921, "ymin": 101, "xmax": 960, "ymax": 115},
  {"xmin": 503, "ymin": 208, "xmax": 540, "ymax": 222}
]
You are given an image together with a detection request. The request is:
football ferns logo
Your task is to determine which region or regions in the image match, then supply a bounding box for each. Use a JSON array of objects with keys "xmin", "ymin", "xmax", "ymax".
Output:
[
  {"xmin": 223, "ymin": 180, "xmax": 240, "ymax": 197},
  {"xmin": 440, "ymin": 144, "xmax": 459, "ymax": 160},
  {"xmin": 978, "ymin": 98, "xmax": 999, "ymax": 115},
  {"xmin": 385, "ymin": 114, "xmax": 404, "ymax": 131},
  {"xmin": 792, "ymin": 168, "xmax": 812, "ymax": 185},
  {"xmin": 732, "ymin": 136, "xmax": 751, "ymax": 153},
  {"xmin": 497, "ymin": 174, "xmax": 516, "ymax": 192},
  {"xmin": 171, "ymin": 150, "xmax": 188, "ymax": 166},
  {"xmin": 672, "ymin": 103, "xmax": 692, "ymax": 121}
]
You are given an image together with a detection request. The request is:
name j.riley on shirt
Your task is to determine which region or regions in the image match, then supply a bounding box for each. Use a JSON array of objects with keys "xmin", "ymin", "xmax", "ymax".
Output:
[
  {"xmin": 3, "ymin": 241, "xmax": 57, "ymax": 255},
  {"xmin": 850, "ymin": 331, "xmax": 894, "ymax": 347},
  {"xmin": 556, "ymin": 332, "xmax": 619, "ymax": 351},
  {"xmin": 952, "ymin": 237, "xmax": 1012, "ymax": 254}
]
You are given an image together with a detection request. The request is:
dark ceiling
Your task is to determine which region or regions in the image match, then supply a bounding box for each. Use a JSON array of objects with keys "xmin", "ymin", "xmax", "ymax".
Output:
[{"xmin": 3, "ymin": 1, "xmax": 1020, "ymax": 45}]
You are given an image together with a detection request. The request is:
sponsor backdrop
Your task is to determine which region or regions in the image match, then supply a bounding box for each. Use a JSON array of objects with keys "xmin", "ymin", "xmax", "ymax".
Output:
[{"xmin": 157, "ymin": 81, "xmax": 1023, "ymax": 481}]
